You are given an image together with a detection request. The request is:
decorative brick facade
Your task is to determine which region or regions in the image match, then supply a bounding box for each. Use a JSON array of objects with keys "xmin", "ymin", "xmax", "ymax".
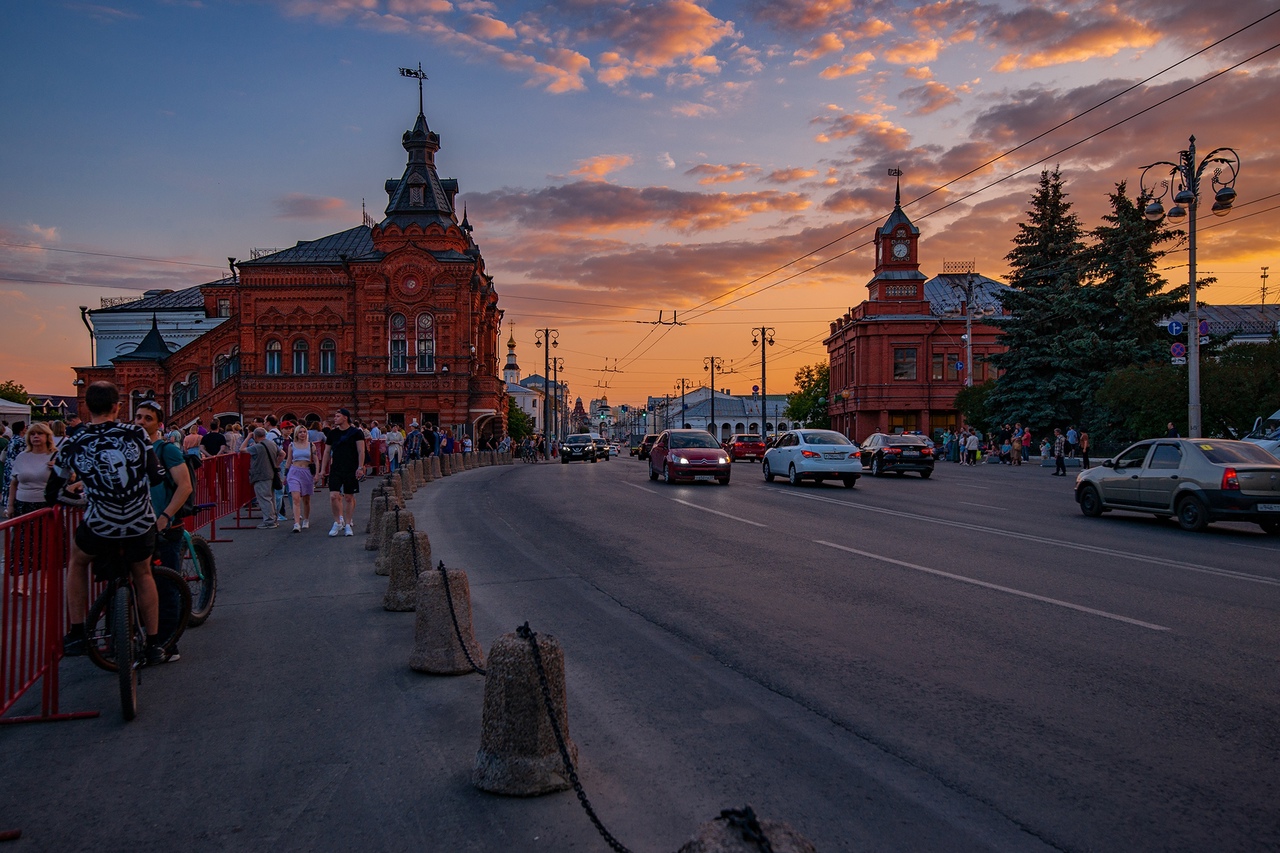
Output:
[{"xmin": 75, "ymin": 106, "xmax": 506, "ymax": 441}]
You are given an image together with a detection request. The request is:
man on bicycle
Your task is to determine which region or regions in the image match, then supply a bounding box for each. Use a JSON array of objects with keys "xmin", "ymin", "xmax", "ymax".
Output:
[
  {"xmin": 134, "ymin": 400, "xmax": 193, "ymax": 571},
  {"xmin": 48, "ymin": 382, "xmax": 172, "ymax": 665}
]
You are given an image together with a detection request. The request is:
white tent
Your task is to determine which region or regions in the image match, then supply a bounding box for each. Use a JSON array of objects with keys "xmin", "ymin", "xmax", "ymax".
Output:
[{"xmin": 0, "ymin": 398, "xmax": 32, "ymax": 422}]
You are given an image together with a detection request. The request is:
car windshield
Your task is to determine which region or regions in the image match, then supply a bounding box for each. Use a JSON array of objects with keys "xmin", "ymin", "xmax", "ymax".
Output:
[
  {"xmin": 670, "ymin": 432, "xmax": 722, "ymax": 449},
  {"xmin": 887, "ymin": 435, "xmax": 929, "ymax": 446},
  {"xmin": 799, "ymin": 431, "xmax": 853, "ymax": 446},
  {"xmin": 1196, "ymin": 441, "xmax": 1280, "ymax": 465},
  {"xmin": 566, "ymin": 436, "xmax": 591, "ymax": 445},
  {"xmin": 734, "ymin": 435, "xmax": 763, "ymax": 443}
]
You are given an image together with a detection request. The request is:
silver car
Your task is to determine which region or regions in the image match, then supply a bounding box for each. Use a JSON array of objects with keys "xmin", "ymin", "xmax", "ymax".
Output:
[
  {"xmin": 1075, "ymin": 438, "xmax": 1280, "ymax": 533},
  {"xmin": 762, "ymin": 429, "xmax": 863, "ymax": 488}
]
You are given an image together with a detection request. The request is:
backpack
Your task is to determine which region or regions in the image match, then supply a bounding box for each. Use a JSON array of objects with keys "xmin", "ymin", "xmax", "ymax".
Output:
[{"xmin": 157, "ymin": 438, "xmax": 199, "ymax": 519}]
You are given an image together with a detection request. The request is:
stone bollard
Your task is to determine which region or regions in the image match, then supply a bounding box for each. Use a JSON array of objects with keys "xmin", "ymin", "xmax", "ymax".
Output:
[
  {"xmin": 375, "ymin": 507, "xmax": 416, "ymax": 576},
  {"xmin": 399, "ymin": 467, "xmax": 413, "ymax": 496},
  {"xmin": 483, "ymin": 450, "xmax": 493, "ymax": 467},
  {"xmin": 385, "ymin": 475, "xmax": 403, "ymax": 500},
  {"xmin": 429, "ymin": 455, "xmax": 442, "ymax": 479},
  {"xmin": 441, "ymin": 454, "xmax": 453, "ymax": 476},
  {"xmin": 677, "ymin": 809, "xmax": 816, "ymax": 853},
  {"xmin": 473, "ymin": 629, "xmax": 577, "ymax": 796},
  {"xmin": 467, "ymin": 452, "xmax": 476, "ymax": 470},
  {"xmin": 409, "ymin": 563, "xmax": 484, "ymax": 674},
  {"xmin": 365, "ymin": 495, "xmax": 392, "ymax": 549},
  {"xmin": 411, "ymin": 458, "xmax": 424, "ymax": 487},
  {"xmin": 383, "ymin": 529, "xmax": 430, "ymax": 611}
]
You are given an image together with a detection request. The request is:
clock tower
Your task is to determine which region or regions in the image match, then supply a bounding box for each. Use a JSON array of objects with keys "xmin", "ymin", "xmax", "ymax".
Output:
[{"xmin": 866, "ymin": 172, "xmax": 927, "ymax": 303}]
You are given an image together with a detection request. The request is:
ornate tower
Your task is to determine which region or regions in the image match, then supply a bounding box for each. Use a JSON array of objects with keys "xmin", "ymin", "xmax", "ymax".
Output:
[
  {"xmin": 866, "ymin": 174, "xmax": 927, "ymax": 303},
  {"xmin": 503, "ymin": 331, "xmax": 521, "ymax": 384}
]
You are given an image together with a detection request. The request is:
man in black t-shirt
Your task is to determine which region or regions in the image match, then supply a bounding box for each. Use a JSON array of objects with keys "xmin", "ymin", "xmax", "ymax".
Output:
[
  {"xmin": 201, "ymin": 422, "xmax": 227, "ymax": 457},
  {"xmin": 322, "ymin": 408, "xmax": 364, "ymax": 537}
]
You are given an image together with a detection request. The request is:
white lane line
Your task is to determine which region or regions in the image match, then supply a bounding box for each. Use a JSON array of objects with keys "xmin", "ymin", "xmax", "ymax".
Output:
[
  {"xmin": 672, "ymin": 499, "xmax": 768, "ymax": 528},
  {"xmin": 775, "ymin": 489, "xmax": 1280, "ymax": 587},
  {"xmin": 1224, "ymin": 541, "xmax": 1280, "ymax": 553},
  {"xmin": 960, "ymin": 501, "xmax": 1004, "ymax": 510},
  {"xmin": 816, "ymin": 540, "xmax": 1171, "ymax": 632},
  {"xmin": 622, "ymin": 482, "xmax": 659, "ymax": 495}
]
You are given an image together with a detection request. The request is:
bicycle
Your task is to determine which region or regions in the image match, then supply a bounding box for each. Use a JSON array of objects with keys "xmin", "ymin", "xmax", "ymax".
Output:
[
  {"xmin": 83, "ymin": 547, "xmax": 191, "ymax": 721},
  {"xmin": 164, "ymin": 503, "xmax": 217, "ymax": 626}
]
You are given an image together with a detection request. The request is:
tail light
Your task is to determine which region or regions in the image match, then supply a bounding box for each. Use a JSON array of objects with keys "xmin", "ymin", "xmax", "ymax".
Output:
[
  {"xmin": 1221, "ymin": 467, "xmax": 1240, "ymax": 491},
  {"xmin": 801, "ymin": 449, "xmax": 820, "ymax": 458},
  {"xmin": 886, "ymin": 447, "xmax": 902, "ymax": 455},
  {"xmin": 921, "ymin": 447, "xmax": 933, "ymax": 456},
  {"xmin": 851, "ymin": 451, "xmax": 860, "ymax": 459}
]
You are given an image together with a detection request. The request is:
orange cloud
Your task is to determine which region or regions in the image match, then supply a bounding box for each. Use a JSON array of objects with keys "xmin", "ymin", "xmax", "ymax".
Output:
[
  {"xmin": 763, "ymin": 167, "xmax": 819, "ymax": 184},
  {"xmin": 993, "ymin": 18, "xmax": 1159, "ymax": 71},
  {"xmin": 589, "ymin": 0, "xmax": 736, "ymax": 86},
  {"xmin": 883, "ymin": 38, "xmax": 944, "ymax": 64},
  {"xmin": 818, "ymin": 51, "xmax": 875, "ymax": 79},
  {"xmin": 793, "ymin": 32, "xmax": 844, "ymax": 63},
  {"xmin": 750, "ymin": 0, "xmax": 857, "ymax": 33},
  {"xmin": 570, "ymin": 154, "xmax": 635, "ymax": 180},
  {"xmin": 811, "ymin": 112, "xmax": 909, "ymax": 149},
  {"xmin": 673, "ymin": 101, "xmax": 716, "ymax": 118},
  {"xmin": 460, "ymin": 13, "xmax": 516, "ymax": 40},
  {"xmin": 904, "ymin": 65, "xmax": 932, "ymax": 80},
  {"xmin": 685, "ymin": 163, "xmax": 763, "ymax": 184},
  {"xmin": 900, "ymin": 80, "xmax": 963, "ymax": 115},
  {"xmin": 273, "ymin": 194, "xmax": 349, "ymax": 219}
]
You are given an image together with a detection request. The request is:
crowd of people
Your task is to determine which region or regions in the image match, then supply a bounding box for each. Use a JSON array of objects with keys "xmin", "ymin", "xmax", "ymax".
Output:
[{"xmin": 937, "ymin": 423, "xmax": 1090, "ymax": 473}]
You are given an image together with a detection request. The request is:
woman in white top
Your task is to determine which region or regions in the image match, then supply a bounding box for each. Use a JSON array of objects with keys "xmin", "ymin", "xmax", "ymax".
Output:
[
  {"xmin": 285, "ymin": 425, "xmax": 315, "ymax": 532},
  {"xmin": 386, "ymin": 424, "xmax": 404, "ymax": 472},
  {"xmin": 4, "ymin": 422, "xmax": 57, "ymax": 595}
]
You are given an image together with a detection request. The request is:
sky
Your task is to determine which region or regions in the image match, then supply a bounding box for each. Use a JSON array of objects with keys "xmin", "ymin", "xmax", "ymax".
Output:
[{"xmin": 3, "ymin": 1, "xmax": 1278, "ymax": 407}]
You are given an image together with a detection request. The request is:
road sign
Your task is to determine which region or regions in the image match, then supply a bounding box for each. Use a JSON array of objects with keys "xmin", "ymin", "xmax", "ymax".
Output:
[
  {"xmin": 955, "ymin": 361, "xmax": 964, "ymax": 370},
  {"xmin": 1199, "ymin": 336, "xmax": 1210, "ymax": 345},
  {"xmin": 1170, "ymin": 342, "xmax": 1186, "ymax": 358},
  {"xmin": 1167, "ymin": 321, "xmax": 1184, "ymax": 336},
  {"xmin": 1198, "ymin": 320, "xmax": 1210, "ymax": 335},
  {"xmin": 1171, "ymin": 357, "xmax": 1187, "ymax": 365}
]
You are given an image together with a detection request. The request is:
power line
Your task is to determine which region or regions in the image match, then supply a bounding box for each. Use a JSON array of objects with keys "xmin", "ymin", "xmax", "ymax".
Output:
[{"xmin": 0, "ymin": 241, "xmax": 227, "ymax": 270}]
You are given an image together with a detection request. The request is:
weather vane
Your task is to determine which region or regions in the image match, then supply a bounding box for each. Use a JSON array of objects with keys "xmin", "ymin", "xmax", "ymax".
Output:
[{"xmin": 399, "ymin": 63, "xmax": 428, "ymax": 115}]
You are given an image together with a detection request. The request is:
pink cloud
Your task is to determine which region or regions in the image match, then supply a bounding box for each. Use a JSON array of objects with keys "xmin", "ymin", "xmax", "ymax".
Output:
[
  {"xmin": 684, "ymin": 163, "xmax": 763, "ymax": 184},
  {"xmin": 819, "ymin": 51, "xmax": 876, "ymax": 79},
  {"xmin": 900, "ymin": 80, "xmax": 963, "ymax": 115},
  {"xmin": 793, "ymin": 32, "xmax": 844, "ymax": 63},
  {"xmin": 570, "ymin": 154, "xmax": 635, "ymax": 180},
  {"xmin": 763, "ymin": 167, "xmax": 820, "ymax": 184},
  {"xmin": 273, "ymin": 194, "xmax": 349, "ymax": 219}
]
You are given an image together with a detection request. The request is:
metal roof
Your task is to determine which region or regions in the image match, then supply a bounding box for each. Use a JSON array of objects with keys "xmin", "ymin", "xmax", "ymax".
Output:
[
  {"xmin": 1167, "ymin": 304, "xmax": 1280, "ymax": 338},
  {"xmin": 924, "ymin": 274, "xmax": 1011, "ymax": 316},
  {"xmin": 239, "ymin": 226, "xmax": 381, "ymax": 266},
  {"xmin": 91, "ymin": 282, "xmax": 214, "ymax": 314}
]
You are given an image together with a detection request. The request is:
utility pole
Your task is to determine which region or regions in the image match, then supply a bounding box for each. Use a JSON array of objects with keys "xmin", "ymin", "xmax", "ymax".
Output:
[
  {"xmin": 551, "ymin": 357, "xmax": 564, "ymax": 443},
  {"xmin": 535, "ymin": 329, "xmax": 558, "ymax": 457},
  {"xmin": 703, "ymin": 357, "xmax": 724, "ymax": 440},
  {"xmin": 674, "ymin": 378, "xmax": 693, "ymax": 429},
  {"xmin": 1261, "ymin": 266, "xmax": 1270, "ymax": 311},
  {"xmin": 753, "ymin": 327, "xmax": 775, "ymax": 437}
]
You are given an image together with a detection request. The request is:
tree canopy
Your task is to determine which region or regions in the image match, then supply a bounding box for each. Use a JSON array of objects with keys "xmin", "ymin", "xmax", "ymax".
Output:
[
  {"xmin": 785, "ymin": 363, "xmax": 829, "ymax": 428},
  {"xmin": 0, "ymin": 380, "xmax": 27, "ymax": 404}
]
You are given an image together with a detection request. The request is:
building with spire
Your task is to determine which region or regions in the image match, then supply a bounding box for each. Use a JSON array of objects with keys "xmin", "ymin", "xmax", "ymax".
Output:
[
  {"xmin": 74, "ymin": 98, "xmax": 507, "ymax": 441},
  {"xmin": 825, "ymin": 176, "xmax": 1010, "ymax": 442}
]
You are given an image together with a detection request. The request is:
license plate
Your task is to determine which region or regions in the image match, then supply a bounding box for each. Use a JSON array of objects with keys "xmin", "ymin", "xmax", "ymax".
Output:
[
  {"xmin": 823, "ymin": 453, "xmax": 844, "ymax": 460},
  {"xmin": 694, "ymin": 475, "xmax": 715, "ymax": 482},
  {"xmin": 1259, "ymin": 503, "xmax": 1280, "ymax": 512},
  {"xmin": 903, "ymin": 451, "xmax": 919, "ymax": 457}
]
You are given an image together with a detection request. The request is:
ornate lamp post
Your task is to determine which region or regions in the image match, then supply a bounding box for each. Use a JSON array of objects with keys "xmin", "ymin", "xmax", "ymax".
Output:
[
  {"xmin": 702, "ymin": 358, "xmax": 724, "ymax": 440},
  {"xmin": 674, "ymin": 378, "xmax": 693, "ymax": 430},
  {"xmin": 752, "ymin": 327, "xmax": 775, "ymax": 438},
  {"xmin": 1140, "ymin": 136, "xmax": 1240, "ymax": 438},
  {"xmin": 534, "ymin": 328, "xmax": 558, "ymax": 456}
]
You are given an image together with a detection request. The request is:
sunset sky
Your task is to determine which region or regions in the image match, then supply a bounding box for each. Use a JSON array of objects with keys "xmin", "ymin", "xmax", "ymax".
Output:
[{"xmin": 3, "ymin": 1, "xmax": 1278, "ymax": 406}]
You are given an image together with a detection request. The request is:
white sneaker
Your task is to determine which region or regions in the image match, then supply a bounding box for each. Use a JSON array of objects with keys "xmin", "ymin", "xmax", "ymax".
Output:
[
  {"xmin": 292, "ymin": 523, "xmax": 301, "ymax": 533},
  {"xmin": 343, "ymin": 524, "xmax": 353, "ymax": 537},
  {"xmin": 301, "ymin": 519, "xmax": 309, "ymax": 530},
  {"xmin": 329, "ymin": 522, "xmax": 341, "ymax": 537}
]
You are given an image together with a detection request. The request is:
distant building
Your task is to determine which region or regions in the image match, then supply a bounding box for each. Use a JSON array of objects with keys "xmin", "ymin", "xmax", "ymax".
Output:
[{"xmin": 86, "ymin": 284, "xmax": 232, "ymax": 365}]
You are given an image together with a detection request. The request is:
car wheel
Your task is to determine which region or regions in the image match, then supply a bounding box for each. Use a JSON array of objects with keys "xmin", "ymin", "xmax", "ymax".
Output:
[
  {"xmin": 590, "ymin": 455, "xmax": 597, "ymax": 463},
  {"xmin": 788, "ymin": 464, "xmax": 801, "ymax": 486},
  {"xmin": 663, "ymin": 463, "xmax": 674, "ymax": 484},
  {"xmin": 717, "ymin": 476, "xmax": 729, "ymax": 486},
  {"xmin": 870, "ymin": 457, "xmax": 882, "ymax": 477},
  {"xmin": 561, "ymin": 457, "xmax": 569, "ymax": 464},
  {"xmin": 1078, "ymin": 484, "xmax": 1103, "ymax": 517},
  {"xmin": 763, "ymin": 460, "xmax": 775, "ymax": 482},
  {"xmin": 1175, "ymin": 494, "xmax": 1209, "ymax": 532},
  {"xmin": 648, "ymin": 465, "xmax": 658, "ymax": 481},
  {"xmin": 1261, "ymin": 520, "xmax": 1280, "ymax": 536},
  {"xmin": 919, "ymin": 470, "xmax": 932, "ymax": 479},
  {"xmin": 842, "ymin": 475, "xmax": 857, "ymax": 489}
]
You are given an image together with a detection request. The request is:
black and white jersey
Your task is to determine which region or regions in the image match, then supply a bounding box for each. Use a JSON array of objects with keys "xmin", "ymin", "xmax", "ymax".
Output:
[{"xmin": 53, "ymin": 421, "xmax": 160, "ymax": 537}]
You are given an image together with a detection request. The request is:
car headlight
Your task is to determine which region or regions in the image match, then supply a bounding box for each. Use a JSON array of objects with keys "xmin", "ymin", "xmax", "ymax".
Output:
[
  {"xmin": 718, "ymin": 455, "xmax": 729, "ymax": 465},
  {"xmin": 673, "ymin": 454, "xmax": 688, "ymax": 464}
]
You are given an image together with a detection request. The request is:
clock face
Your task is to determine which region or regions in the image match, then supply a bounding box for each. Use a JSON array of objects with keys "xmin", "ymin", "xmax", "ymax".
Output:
[{"xmin": 892, "ymin": 242, "xmax": 909, "ymax": 260}]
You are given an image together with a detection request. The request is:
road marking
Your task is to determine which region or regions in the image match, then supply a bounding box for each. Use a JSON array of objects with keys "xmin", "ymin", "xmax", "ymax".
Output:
[
  {"xmin": 622, "ymin": 482, "xmax": 658, "ymax": 495},
  {"xmin": 775, "ymin": 490, "xmax": 1280, "ymax": 587},
  {"xmin": 672, "ymin": 499, "xmax": 768, "ymax": 528},
  {"xmin": 960, "ymin": 501, "xmax": 1004, "ymax": 510},
  {"xmin": 1224, "ymin": 541, "xmax": 1280, "ymax": 553},
  {"xmin": 816, "ymin": 541, "xmax": 1171, "ymax": 632}
]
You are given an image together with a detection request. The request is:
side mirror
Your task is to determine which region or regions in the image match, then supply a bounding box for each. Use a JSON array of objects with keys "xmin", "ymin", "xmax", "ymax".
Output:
[{"xmin": 1102, "ymin": 459, "xmax": 1115, "ymax": 469}]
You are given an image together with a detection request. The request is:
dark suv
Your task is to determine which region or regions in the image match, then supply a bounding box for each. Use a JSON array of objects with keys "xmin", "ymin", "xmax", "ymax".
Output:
[
  {"xmin": 861, "ymin": 433, "xmax": 935, "ymax": 478},
  {"xmin": 561, "ymin": 434, "xmax": 598, "ymax": 463},
  {"xmin": 636, "ymin": 434, "xmax": 659, "ymax": 460}
]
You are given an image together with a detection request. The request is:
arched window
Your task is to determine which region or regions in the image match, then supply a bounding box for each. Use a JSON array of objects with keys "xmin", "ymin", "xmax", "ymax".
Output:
[
  {"xmin": 293, "ymin": 339, "xmax": 309, "ymax": 374},
  {"xmin": 416, "ymin": 313, "xmax": 435, "ymax": 372},
  {"xmin": 389, "ymin": 314, "xmax": 407, "ymax": 373},
  {"xmin": 214, "ymin": 346, "xmax": 240, "ymax": 385},
  {"xmin": 319, "ymin": 339, "xmax": 336, "ymax": 374},
  {"xmin": 735, "ymin": 422, "xmax": 745, "ymax": 433},
  {"xmin": 265, "ymin": 340, "xmax": 282, "ymax": 375}
]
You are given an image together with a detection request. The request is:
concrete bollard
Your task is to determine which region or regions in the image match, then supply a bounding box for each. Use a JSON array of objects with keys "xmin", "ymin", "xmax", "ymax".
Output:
[
  {"xmin": 677, "ymin": 809, "xmax": 816, "ymax": 853},
  {"xmin": 365, "ymin": 495, "xmax": 392, "ymax": 549},
  {"xmin": 430, "ymin": 455, "xmax": 442, "ymax": 479},
  {"xmin": 473, "ymin": 630, "xmax": 577, "ymax": 796},
  {"xmin": 384, "ymin": 475, "xmax": 403, "ymax": 500},
  {"xmin": 375, "ymin": 507, "xmax": 416, "ymax": 576},
  {"xmin": 483, "ymin": 450, "xmax": 494, "ymax": 467},
  {"xmin": 442, "ymin": 453, "xmax": 454, "ymax": 476},
  {"xmin": 383, "ymin": 529, "xmax": 430, "ymax": 611},
  {"xmin": 399, "ymin": 466, "xmax": 413, "ymax": 496},
  {"xmin": 411, "ymin": 458, "xmax": 424, "ymax": 487},
  {"xmin": 409, "ymin": 564, "xmax": 484, "ymax": 674}
]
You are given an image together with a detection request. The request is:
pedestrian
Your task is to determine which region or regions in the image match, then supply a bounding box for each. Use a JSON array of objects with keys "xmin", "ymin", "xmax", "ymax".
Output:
[
  {"xmin": 50, "ymin": 419, "xmax": 67, "ymax": 449},
  {"xmin": 405, "ymin": 420, "xmax": 423, "ymax": 461},
  {"xmin": 1079, "ymin": 430, "xmax": 1091, "ymax": 470},
  {"xmin": 285, "ymin": 424, "xmax": 315, "ymax": 532},
  {"xmin": 65, "ymin": 412, "xmax": 85, "ymax": 439},
  {"xmin": 964, "ymin": 430, "xmax": 979, "ymax": 466},
  {"xmin": 183, "ymin": 424, "xmax": 203, "ymax": 460},
  {"xmin": 1166, "ymin": 422, "xmax": 1179, "ymax": 438},
  {"xmin": 386, "ymin": 422, "xmax": 404, "ymax": 472},
  {"xmin": 1052, "ymin": 428, "xmax": 1067, "ymax": 476},
  {"xmin": 1021, "ymin": 428, "xmax": 1032, "ymax": 462},
  {"xmin": 224, "ymin": 422, "xmax": 243, "ymax": 453},
  {"xmin": 134, "ymin": 401, "xmax": 193, "ymax": 571},
  {"xmin": 322, "ymin": 408, "xmax": 365, "ymax": 537},
  {"xmin": 1011, "ymin": 423, "xmax": 1023, "ymax": 466},
  {"xmin": 201, "ymin": 420, "xmax": 228, "ymax": 457},
  {"xmin": 1, "ymin": 421, "xmax": 26, "ymax": 507},
  {"xmin": 442, "ymin": 427, "xmax": 455, "ymax": 455},
  {"xmin": 1066, "ymin": 425, "xmax": 1078, "ymax": 459},
  {"xmin": 248, "ymin": 428, "xmax": 280, "ymax": 529},
  {"xmin": 462, "ymin": 434, "xmax": 473, "ymax": 455}
]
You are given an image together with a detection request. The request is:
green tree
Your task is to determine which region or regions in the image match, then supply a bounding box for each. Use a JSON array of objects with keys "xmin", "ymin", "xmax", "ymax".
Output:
[
  {"xmin": 953, "ymin": 381, "xmax": 997, "ymax": 433},
  {"xmin": 785, "ymin": 363, "xmax": 829, "ymax": 428},
  {"xmin": 987, "ymin": 167, "xmax": 1087, "ymax": 432},
  {"xmin": 0, "ymin": 379, "xmax": 26, "ymax": 404},
  {"xmin": 506, "ymin": 396, "xmax": 534, "ymax": 442}
]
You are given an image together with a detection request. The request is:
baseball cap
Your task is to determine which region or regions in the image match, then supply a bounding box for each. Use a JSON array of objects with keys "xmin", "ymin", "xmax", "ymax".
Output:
[
  {"xmin": 136, "ymin": 400, "xmax": 164, "ymax": 417},
  {"xmin": 337, "ymin": 408, "xmax": 352, "ymax": 418}
]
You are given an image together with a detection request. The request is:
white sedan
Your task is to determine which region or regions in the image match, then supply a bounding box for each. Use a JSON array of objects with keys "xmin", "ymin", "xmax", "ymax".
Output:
[{"xmin": 762, "ymin": 429, "xmax": 863, "ymax": 488}]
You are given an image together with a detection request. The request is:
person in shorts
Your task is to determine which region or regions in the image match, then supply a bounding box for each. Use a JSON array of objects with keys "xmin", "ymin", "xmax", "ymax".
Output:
[
  {"xmin": 47, "ymin": 382, "xmax": 172, "ymax": 665},
  {"xmin": 322, "ymin": 408, "xmax": 365, "ymax": 537}
]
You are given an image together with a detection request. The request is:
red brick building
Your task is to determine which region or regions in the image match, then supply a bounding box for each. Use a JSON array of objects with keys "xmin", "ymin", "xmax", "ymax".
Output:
[
  {"xmin": 75, "ymin": 105, "xmax": 506, "ymax": 440},
  {"xmin": 825, "ymin": 185, "xmax": 1009, "ymax": 442}
]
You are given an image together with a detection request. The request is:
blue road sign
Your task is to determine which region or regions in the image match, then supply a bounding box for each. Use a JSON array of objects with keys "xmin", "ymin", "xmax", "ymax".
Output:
[
  {"xmin": 1171, "ymin": 342, "xmax": 1187, "ymax": 358},
  {"xmin": 955, "ymin": 361, "xmax": 964, "ymax": 371},
  {"xmin": 1167, "ymin": 321, "xmax": 1184, "ymax": 336},
  {"xmin": 1198, "ymin": 320, "xmax": 1210, "ymax": 335}
]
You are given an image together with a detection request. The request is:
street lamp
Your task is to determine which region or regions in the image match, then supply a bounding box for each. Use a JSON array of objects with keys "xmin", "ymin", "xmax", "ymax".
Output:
[
  {"xmin": 752, "ymin": 327, "xmax": 774, "ymax": 438},
  {"xmin": 674, "ymin": 378, "xmax": 692, "ymax": 430},
  {"xmin": 702, "ymin": 358, "xmax": 724, "ymax": 440},
  {"xmin": 534, "ymin": 328, "xmax": 558, "ymax": 456},
  {"xmin": 1139, "ymin": 136, "xmax": 1240, "ymax": 438}
]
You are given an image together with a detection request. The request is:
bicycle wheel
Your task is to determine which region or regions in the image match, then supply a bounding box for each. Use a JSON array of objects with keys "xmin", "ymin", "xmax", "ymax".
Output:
[
  {"xmin": 153, "ymin": 566, "xmax": 192, "ymax": 651},
  {"xmin": 85, "ymin": 586, "xmax": 117, "ymax": 672},
  {"xmin": 112, "ymin": 586, "xmax": 138, "ymax": 721},
  {"xmin": 181, "ymin": 535, "xmax": 217, "ymax": 626}
]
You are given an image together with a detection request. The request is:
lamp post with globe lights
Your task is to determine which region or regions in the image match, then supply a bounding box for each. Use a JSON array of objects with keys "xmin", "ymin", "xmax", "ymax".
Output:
[
  {"xmin": 1139, "ymin": 136, "xmax": 1240, "ymax": 438},
  {"xmin": 752, "ymin": 327, "xmax": 775, "ymax": 438},
  {"xmin": 534, "ymin": 328, "xmax": 558, "ymax": 457}
]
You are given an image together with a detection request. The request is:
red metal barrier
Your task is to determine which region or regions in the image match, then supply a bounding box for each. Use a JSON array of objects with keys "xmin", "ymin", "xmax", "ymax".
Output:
[
  {"xmin": 368, "ymin": 439, "xmax": 387, "ymax": 475},
  {"xmin": 0, "ymin": 508, "xmax": 97, "ymax": 724}
]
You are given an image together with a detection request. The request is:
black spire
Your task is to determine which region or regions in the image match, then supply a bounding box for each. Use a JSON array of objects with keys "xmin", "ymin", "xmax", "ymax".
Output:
[{"xmin": 111, "ymin": 315, "xmax": 172, "ymax": 362}]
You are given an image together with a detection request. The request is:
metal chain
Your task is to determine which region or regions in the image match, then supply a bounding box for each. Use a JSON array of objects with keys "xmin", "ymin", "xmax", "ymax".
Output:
[
  {"xmin": 435, "ymin": 561, "xmax": 487, "ymax": 676},
  {"xmin": 718, "ymin": 806, "xmax": 775, "ymax": 853},
  {"xmin": 516, "ymin": 622, "xmax": 633, "ymax": 853},
  {"xmin": 408, "ymin": 528, "xmax": 422, "ymax": 578}
]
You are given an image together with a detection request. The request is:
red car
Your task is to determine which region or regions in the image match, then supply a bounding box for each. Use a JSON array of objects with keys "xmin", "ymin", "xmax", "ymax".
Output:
[
  {"xmin": 724, "ymin": 433, "xmax": 766, "ymax": 462},
  {"xmin": 648, "ymin": 430, "xmax": 732, "ymax": 485}
]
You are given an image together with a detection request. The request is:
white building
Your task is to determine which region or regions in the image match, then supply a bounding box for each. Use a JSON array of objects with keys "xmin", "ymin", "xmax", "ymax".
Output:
[{"xmin": 86, "ymin": 281, "xmax": 232, "ymax": 365}]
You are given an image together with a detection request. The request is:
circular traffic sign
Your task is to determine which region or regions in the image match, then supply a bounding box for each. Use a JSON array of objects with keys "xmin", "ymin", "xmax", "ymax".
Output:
[
  {"xmin": 1171, "ymin": 342, "xmax": 1187, "ymax": 358},
  {"xmin": 1198, "ymin": 319, "xmax": 1210, "ymax": 335},
  {"xmin": 954, "ymin": 361, "xmax": 964, "ymax": 371},
  {"xmin": 1167, "ymin": 321, "xmax": 1184, "ymax": 336}
]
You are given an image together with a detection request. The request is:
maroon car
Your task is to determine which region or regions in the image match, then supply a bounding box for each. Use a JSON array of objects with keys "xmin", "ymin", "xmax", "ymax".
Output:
[
  {"xmin": 647, "ymin": 430, "xmax": 732, "ymax": 485},
  {"xmin": 724, "ymin": 433, "xmax": 766, "ymax": 462}
]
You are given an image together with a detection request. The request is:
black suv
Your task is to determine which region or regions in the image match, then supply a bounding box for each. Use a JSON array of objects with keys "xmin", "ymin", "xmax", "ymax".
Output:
[
  {"xmin": 861, "ymin": 433, "xmax": 935, "ymax": 478},
  {"xmin": 636, "ymin": 434, "xmax": 659, "ymax": 460},
  {"xmin": 561, "ymin": 434, "xmax": 598, "ymax": 463}
]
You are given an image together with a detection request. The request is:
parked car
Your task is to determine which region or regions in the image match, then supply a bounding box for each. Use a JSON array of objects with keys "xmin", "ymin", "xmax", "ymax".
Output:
[
  {"xmin": 636, "ymin": 434, "xmax": 659, "ymax": 460},
  {"xmin": 724, "ymin": 433, "xmax": 767, "ymax": 462},
  {"xmin": 1242, "ymin": 408, "xmax": 1280, "ymax": 460},
  {"xmin": 762, "ymin": 429, "xmax": 862, "ymax": 488},
  {"xmin": 648, "ymin": 430, "xmax": 732, "ymax": 485},
  {"xmin": 560, "ymin": 434, "xmax": 598, "ymax": 463},
  {"xmin": 860, "ymin": 433, "xmax": 935, "ymax": 478},
  {"xmin": 1075, "ymin": 438, "xmax": 1280, "ymax": 533}
]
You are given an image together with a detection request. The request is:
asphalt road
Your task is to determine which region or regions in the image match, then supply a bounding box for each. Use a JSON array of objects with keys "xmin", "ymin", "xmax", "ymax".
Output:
[{"xmin": 3, "ymin": 454, "xmax": 1278, "ymax": 852}]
